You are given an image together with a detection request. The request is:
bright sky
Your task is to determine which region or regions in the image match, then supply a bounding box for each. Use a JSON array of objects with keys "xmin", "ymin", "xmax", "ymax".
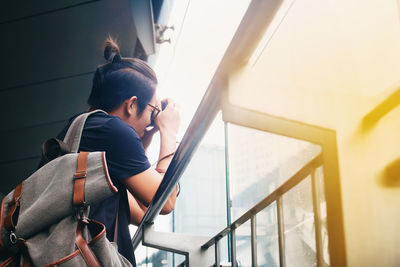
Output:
[
  {"xmin": 130, "ymin": 0, "xmax": 251, "ymax": 255},
  {"xmin": 145, "ymin": 0, "xmax": 251, "ymax": 164}
]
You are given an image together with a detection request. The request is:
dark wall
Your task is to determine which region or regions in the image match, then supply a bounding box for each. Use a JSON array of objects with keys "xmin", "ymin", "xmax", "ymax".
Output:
[{"xmin": 0, "ymin": 0, "xmax": 141, "ymax": 194}]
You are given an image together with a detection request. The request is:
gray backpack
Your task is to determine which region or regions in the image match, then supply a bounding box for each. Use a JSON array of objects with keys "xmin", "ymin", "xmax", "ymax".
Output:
[{"xmin": 0, "ymin": 111, "xmax": 132, "ymax": 266}]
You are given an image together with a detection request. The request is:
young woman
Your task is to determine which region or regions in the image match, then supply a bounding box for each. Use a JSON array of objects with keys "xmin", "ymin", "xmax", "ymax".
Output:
[{"xmin": 57, "ymin": 37, "xmax": 180, "ymax": 265}]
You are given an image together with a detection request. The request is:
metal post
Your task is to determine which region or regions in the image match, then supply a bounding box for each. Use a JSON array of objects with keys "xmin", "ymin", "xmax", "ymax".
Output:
[
  {"xmin": 215, "ymin": 239, "xmax": 220, "ymax": 267},
  {"xmin": 230, "ymin": 228, "xmax": 237, "ymax": 267},
  {"xmin": 277, "ymin": 197, "xmax": 286, "ymax": 267},
  {"xmin": 251, "ymin": 216, "xmax": 257, "ymax": 267},
  {"xmin": 224, "ymin": 122, "xmax": 233, "ymax": 263},
  {"xmin": 311, "ymin": 168, "xmax": 324, "ymax": 267}
]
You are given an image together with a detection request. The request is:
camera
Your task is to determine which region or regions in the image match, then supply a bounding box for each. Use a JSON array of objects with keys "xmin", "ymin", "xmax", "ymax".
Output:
[
  {"xmin": 149, "ymin": 100, "xmax": 168, "ymax": 127},
  {"xmin": 161, "ymin": 99, "xmax": 168, "ymax": 111}
]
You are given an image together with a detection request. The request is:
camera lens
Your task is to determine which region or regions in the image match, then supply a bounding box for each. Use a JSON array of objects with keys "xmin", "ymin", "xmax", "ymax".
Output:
[{"xmin": 161, "ymin": 100, "xmax": 167, "ymax": 110}]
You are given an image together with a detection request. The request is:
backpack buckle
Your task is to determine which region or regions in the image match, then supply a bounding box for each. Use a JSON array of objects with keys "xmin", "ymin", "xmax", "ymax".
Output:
[
  {"xmin": 75, "ymin": 204, "xmax": 89, "ymax": 223},
  {"xmin": 9, "ymin": 231, "xmax": 17, "ymax": 244}
]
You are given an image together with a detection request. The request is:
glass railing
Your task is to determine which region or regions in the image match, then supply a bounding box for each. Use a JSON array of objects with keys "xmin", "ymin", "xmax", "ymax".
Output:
[
  {"xmin": 131, "ymin": 95, "xmax": 332, "ymax": 267},
  {"xmin": 131, "ymin": 0, "xmax": 345, "ymax": 265},
  {"xmin": 225, "ymin": 123, "xmax": 324, "ymax": 267}
]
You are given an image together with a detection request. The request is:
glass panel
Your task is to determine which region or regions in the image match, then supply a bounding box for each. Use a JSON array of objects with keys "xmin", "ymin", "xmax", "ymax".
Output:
[
  {"xmin": 173, "ymin": 235, "xmax": 230, "ymax": 267},
  {"xmin": 135, "ymin": 244, "xmax": 147, "ymax": 267},
  {"xmin": 236, "ymin": 220, "xmax": 252, "ymax": 267},
  {"xmin": 257, "ymin": 202, "xmax": 279, "ymax": 267},
  {"xmin": 227, "ymin": 123, "xmax": 321, "ymax": 221},
  {"xmin": 173, "ymin": 112, "xmax": 228, "ymax": 265},
  {"xmin": 173, "ymin": 112, "xmax": 227, "ymax": 236},
  {"xmin": 174, "ymin": 253, "xmax": 185, "ymax": 267},
  {"xmin": 136, "ymin": 245, "xmax": 173, "ymax": 267},
  {"xmin": 220, "ymin": 235, "xmax": 230, "ymax": 266},
  {"xmin": 283, "ymin": 176, "xmax": 316, "ymax": 267},
  {"xmin": 131, "ymin": 214, "xmax": 173, "ymax": 267}
]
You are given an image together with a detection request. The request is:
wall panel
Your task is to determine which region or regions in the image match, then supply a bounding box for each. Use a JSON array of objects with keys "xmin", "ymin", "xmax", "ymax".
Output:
[
  {"xmin": 0, "ymin": 0, "xmax": 95, "ymax": 24},
  {"xmin": 0, "ymin": 121, "xmax": 67, "ymax": 164},
  {"xmin": 0, "ymin": 158, "xmax": 39, "ymax": 195},
  {"xmin": 0, "ymin": 74, "xmax": 92, "ymax": 132},
  {"xmin": 0, "ymin": 0, "xmax": 144, "ymax": 196},
  {"xmin": 0, "ymin": 0, "xmax": 137, "ymax": 91}
]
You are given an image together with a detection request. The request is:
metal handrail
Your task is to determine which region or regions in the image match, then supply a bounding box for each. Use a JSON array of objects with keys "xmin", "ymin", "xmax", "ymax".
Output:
[
  {"xmin": 201, "ymin": 153, "xmax": 323, "ymax": 249},
  {"xmin": 131, "ymin": 78, "xmax": 221, "ymax": 249},
  {"xmin": 132, "ymin": 0, "xmax": 285, "ymax": 250}
]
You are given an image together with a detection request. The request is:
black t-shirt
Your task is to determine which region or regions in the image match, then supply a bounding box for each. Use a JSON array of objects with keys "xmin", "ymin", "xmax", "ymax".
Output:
[{"xmin": 57, "ymin": 111, "xmax": 151, "ymax": 266}]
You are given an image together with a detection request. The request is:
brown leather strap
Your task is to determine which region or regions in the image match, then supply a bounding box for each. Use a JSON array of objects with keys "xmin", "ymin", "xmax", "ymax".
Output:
[
  {"xmin": 76, "ymin": 221, "xmax": 101, "ymax": 267},
  {"xmin": 0, "ymin": 255, "xmax": 18, "ymax": 267},
  {"xmin": 0, "ymin": 197, "xmax": 7, "ymax": 249},
  {"xmin": 73, "ymin": 152, "xmax": 89, "ymax": 207},
  {"xmin": 4, "ymin": 183, "xmax": 23, "ymax": 232},
  {"xmin": 0, "ymin": 240, "xmax": 33, "ymax": 267}
]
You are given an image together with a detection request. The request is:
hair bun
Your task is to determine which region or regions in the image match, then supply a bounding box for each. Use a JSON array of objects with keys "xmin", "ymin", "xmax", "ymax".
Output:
[{"xmin": 103, "ymin": 36, "xmax": 121, "ymax": 63}]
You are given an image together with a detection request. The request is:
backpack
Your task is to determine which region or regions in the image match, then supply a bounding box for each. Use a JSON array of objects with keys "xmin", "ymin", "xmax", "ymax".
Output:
[{"xmin": 0, "ymin": 110, "xmax": 132, "ymax": 266}]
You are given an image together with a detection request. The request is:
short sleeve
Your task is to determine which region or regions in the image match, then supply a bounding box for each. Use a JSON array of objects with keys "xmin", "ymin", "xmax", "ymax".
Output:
[{"xmin": 79, "ymin": 114, "xmax": 151, "ymax": 182}]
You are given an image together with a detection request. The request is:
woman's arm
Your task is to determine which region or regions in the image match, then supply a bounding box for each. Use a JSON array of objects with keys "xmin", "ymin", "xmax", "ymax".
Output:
[
  {"xmin": 127, "ymin": 190, "xmax": 148, "ymax": 225},
  {"xmin": 123, "ymin": 167, "xmax": 178, "ymax": 217},
  {"xmin": 124, "ymin": 98, "xmax": 180, "ymax": 223}
]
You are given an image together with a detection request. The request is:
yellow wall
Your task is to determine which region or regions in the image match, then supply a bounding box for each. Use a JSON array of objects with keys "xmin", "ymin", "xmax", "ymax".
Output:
[{"xmin": 228, "ymin": 0, "xmax": 400, "ymax": 266}]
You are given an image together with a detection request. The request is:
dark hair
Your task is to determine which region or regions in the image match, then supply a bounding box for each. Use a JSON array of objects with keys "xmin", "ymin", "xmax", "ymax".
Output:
[{"xmin": 88, "ymin": 37, "xmax": 158, "ymax": 114}]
